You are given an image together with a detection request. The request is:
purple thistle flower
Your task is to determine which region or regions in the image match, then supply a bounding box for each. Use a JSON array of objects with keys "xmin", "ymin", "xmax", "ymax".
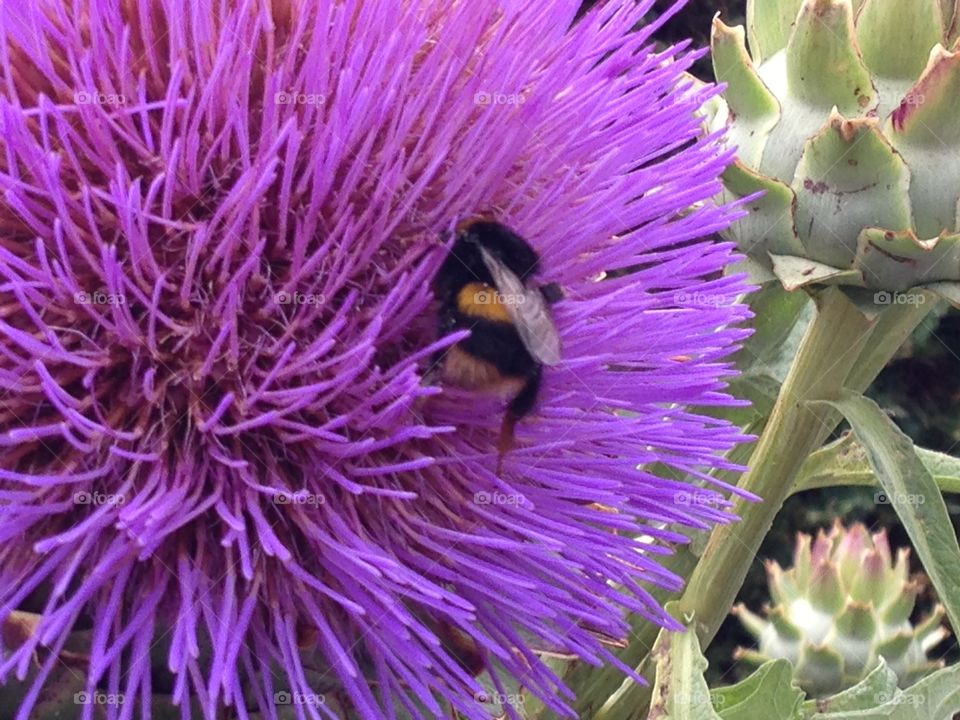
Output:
[{"xmin": 0, "ymin": 1, "xmax": 751, "ymax": 718}]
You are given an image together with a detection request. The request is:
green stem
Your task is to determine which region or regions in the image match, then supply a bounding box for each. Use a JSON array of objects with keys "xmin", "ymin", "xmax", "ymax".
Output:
[
  {"xmin": 791, "ymin": 446, "xmax": 960, "ymax": 495},
  {"xmin": 791, "ymin": 470, "xmax": 960, "ymax": 495},
  {"xmin": 620, "ymin": 288, "xmax": 933, "ymax": 720},
  {"xmin": 578, "ymin": 288, "xmax": 934, "ymax": 720},
  {"xmin": 680, "ymin": 287, "xmax": 874, "ymax": 647}
]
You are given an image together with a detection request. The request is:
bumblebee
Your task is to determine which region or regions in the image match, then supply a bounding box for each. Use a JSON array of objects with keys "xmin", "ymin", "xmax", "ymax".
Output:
[{"xmin": 432, "ymin": 219, "xmax": 562, "ymax": 470}]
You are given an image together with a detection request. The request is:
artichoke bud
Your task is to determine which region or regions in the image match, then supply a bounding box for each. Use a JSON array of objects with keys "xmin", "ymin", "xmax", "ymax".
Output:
[
  {"xmin": 732, "ymin": 521, "xmax": 949, "ymax": 696},
  {"xmin": 711, "ymin": 0, "xmax": 960, "ymax": 301}
]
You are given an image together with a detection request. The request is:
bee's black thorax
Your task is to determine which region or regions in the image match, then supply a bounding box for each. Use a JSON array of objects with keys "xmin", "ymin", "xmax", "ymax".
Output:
[
  {"xmin": 431, "ymin": 221, "xmax": 540, "ymax": 304},
  {"xmin": 432, "ymin": 220, "xmax": 545, "ymax": 420}
]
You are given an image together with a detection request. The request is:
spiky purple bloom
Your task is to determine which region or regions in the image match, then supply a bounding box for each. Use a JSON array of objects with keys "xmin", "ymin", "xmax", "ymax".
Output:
[{"xmin": 0, "ymin": 1, "xmax": 751, "ymax": 717}]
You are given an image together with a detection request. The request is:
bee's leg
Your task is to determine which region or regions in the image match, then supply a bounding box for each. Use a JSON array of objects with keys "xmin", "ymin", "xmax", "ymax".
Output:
[
  {"xmin": 540, "ymin": 281, "xmax": 564, "ymax": 304},
  {"xmin": 497, "ymin": 366, "xmax": 541, "ymax": 473},
  {"xmin": 496, "ymin": 413, "xmax": 517, "ymax": 476},
  {"xmin": 421, "ymin": 349, "xmax": 444, "ymax": 387},
  {"xmin": 424, "ymin": 306, "xmax": 457, "ymax": 387}
]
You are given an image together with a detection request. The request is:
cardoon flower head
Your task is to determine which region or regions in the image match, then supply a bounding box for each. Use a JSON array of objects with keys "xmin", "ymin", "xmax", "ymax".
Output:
[{"xmin": 0, "ymin": 1, "xmax": 750, "ymax": 718}]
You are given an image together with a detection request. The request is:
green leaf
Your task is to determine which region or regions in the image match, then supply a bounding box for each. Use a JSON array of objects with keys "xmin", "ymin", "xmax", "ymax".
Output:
[
  {"xmin": 521, "ymin": 655, "xmax": 574, "ymax": 719},
  {"xmin": 793, "ymin": 433, "xmax": 870, "ymax": 488},
  {"xmin": 720, "ymin": 161, "xmax": 804, "ymax": 258},
  {"xmin": 785, "ymin": 0, "xmax": 876, "ymax": 113},
  {"xmin": 711, "ymin": 660, "xmax": 805, "ymax": 720},
  {"xmin": 802, "ymin": 658, "xmax": 899, "ymax": 716},
  {"xmin": 947, "ymin": 0, "xmax": 960, "ymax": 43},
  {"xmin": 727, "ymin": 256, "xmax": 777, "ymax": 285},
  {"xmin": 647, "ymin": 607, "xmax": 722, "ymax": 720},
  {"xmin": 746, "ymin": 0, "xmax": 804, "ymax": 64},
  {"xmin": 758, "ymin": 0, "xmax": 877, "ymax": 183},
  {"xmin": 925, "ymin": 280, "xmax": 960, "ymax": 309},
  {"xmin": 812, "ymin": 391, "xmax": 960, "ymax": 636},
  {"xmin": 645, "ymin": 620, "xmax": 807, "ymax": 720},
  {"xmin": 854, "ymin": 229, "xmax": 960, "ymax": 293},
  {"xmin": 857, "ymin": 0, "xmax": 944, "ymax": 81},
  {"xmin": 792, "ymin": 113, "xmax": 913, "ymax": 271},
  {"xmin": 857, "ymin": 0, "xmax": 944, "ymax": 117},
  {"xmin": 792, "ymin": 432, "xmax": 960, "ymax": 495},
  {"xmin": 810, "ymin": 662, "xmax": 960, "ymax": 719},
  {"xmin": 735, "ymin": 283, "xmax": 811, "ymax": 375},
  {"xmin": 916, "ymin": 446, "xmax": 960, "ymax": 482},
  {"xmin": 569, "ymin": 532, "xmax": 704, "ymax": 719},
  {"xmin": 769, "ymin": 254, "xmax": 864, "ymax": 292},
  {"xmin": 797, "ymin": 645, "xmax": 846, "ymax": 696},
  {"xmin": 711, "ymin": 18, "xmax": 780, "ymax": 168},
  {"xmin": 885, "ymin": 48, "xmax": 960, "ymax": 239}
]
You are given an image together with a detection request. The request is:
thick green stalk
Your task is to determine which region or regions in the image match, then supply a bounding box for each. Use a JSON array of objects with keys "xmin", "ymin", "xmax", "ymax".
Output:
[
  {"xmin": 593, "ymin": 287, "xmax": 866, "ymax": 719},
  {"xmin": 618, "ymin": 288, "xmax": 932, "ymax": 720},
  {"xmin": 680, "ymin": 289, "xmax": 934, "ymax": 647},
  {"xmin": 679, "ymin": 287, "xmax": 873, "ymax": 648},
  {"xmin": 573, "ymin": 287, "xmax": 934, "ymax": 720}
]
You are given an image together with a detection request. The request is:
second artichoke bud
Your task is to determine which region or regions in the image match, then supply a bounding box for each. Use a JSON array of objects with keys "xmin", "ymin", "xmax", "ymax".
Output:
[{"xmin": 733, "ymin": 522, "xmax": 948, "ymax": 696}]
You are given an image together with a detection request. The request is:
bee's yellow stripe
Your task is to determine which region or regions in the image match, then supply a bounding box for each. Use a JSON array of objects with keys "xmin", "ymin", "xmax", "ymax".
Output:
[{"xmin": 456, "ymin": 282, "xmax": 511, "ymax": 323}]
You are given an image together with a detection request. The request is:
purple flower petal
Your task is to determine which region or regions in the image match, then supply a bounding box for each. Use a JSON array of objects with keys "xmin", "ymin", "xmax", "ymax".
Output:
[{"xmin": 0, "ymin": 1, "xmax": 752, "ymax": 717}]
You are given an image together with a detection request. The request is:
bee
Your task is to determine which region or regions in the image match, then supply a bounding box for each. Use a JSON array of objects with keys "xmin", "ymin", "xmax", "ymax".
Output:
[
  {"xmin": 435, "ymin": 618, "xmax": 486, "ymax": 678},
  {"xmin": 431, "ymin": 219, "xmax": 562, "ymax": 471}
]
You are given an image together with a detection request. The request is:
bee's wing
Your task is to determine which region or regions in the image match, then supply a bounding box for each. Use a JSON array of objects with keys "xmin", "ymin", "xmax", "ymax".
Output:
[{"xmin": 479, "ymin": 246, "xmax": 561, "ymax": 366}]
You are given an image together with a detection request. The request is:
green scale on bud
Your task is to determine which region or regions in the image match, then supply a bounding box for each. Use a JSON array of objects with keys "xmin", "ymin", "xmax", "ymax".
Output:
[
  {"xmin": 732, "ymin": 521, "xmax": 949, "ymax": 696},
  {"xmin": 707, "ymin": 0, "xmax": 960, "ymax": 302}
]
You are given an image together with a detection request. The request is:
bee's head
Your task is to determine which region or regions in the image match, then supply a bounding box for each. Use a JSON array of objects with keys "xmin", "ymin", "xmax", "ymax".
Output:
[{"xmin": 457, "ymin": 220, "xmax": 540, "ymax": 280}]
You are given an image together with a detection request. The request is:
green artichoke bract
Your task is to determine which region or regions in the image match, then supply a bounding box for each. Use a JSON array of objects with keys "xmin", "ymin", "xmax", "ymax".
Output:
[
  {"xmin": 709, "ymin": 0, "xmax": 960, "ymax": 299},
  {"xmin": 732, "ymin": 522, "xmax": 949, "ymax": 696}
]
